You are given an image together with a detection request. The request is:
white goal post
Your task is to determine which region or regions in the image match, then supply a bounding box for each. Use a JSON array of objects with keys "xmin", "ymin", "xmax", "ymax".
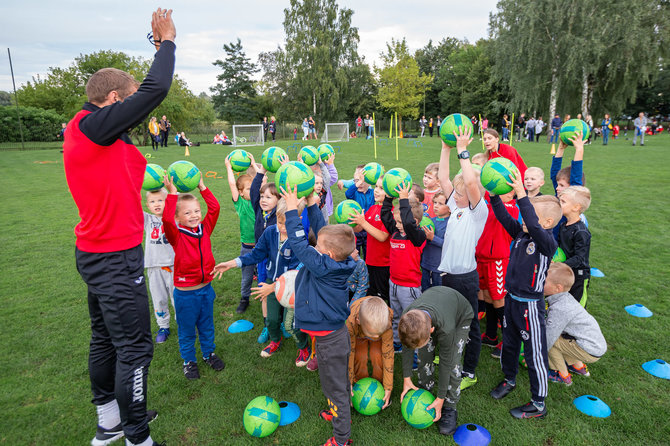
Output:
[
  {"xmin": 322, "ymin": 123, "xmax": 349, "ymax": 143},
  {"xmin": 232, "ymin": 124, "xmax": 264, "ymax": 147}
]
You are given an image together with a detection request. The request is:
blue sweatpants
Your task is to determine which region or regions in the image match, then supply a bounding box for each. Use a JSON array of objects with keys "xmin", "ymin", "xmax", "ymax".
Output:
[{"xmin": 173, "ymin": 283, "xmax": 216, "ymax": 363}]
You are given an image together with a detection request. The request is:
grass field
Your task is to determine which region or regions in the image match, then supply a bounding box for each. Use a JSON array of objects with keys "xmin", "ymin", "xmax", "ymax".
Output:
[{"xmin": 1, "ymin": 132, "xmax": 669, "ymax": 446}]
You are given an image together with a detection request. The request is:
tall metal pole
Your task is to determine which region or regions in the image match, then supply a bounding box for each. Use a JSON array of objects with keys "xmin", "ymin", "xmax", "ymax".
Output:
[{"xmin": 7, "ymin": 48, "xmax": 25, "ymax": 150}]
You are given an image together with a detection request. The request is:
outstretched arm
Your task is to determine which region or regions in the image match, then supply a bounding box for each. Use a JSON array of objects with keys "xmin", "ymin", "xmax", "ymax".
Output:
[
  {"xmin": 224, "ymin": 156, "xmax": 240, "ymax": 202},
  {"xmin": 438, "ymin": 140, "xmax": 453, "ymax": 198},
  {"xmin": 454, "ymin": 127, "xmax": 481, "ymax": 207}
]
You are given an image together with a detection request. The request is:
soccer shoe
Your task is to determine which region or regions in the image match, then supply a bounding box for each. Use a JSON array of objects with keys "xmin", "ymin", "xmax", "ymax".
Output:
[
  {"xmin": 548, "ymin": 370, "xmax": 572, "ymax": 386},
  {"xmin": 261, "ymin": 340, "xmax": 281, "ymax": 358},
  {"xmin": 319, "ymin": 409, "xmax": 334, "ymax": 422},
  {"xmin": 460, "ymin": 375, "xmax": 477, "ymax": 390},
  {"xmin": 510, "ymin": 401, "xmax": 547, "ymax": 419},
  {"xmin": 568, "ymin": 363, "xmax": 590, "ymax": 376},
  {"xmin": 91, "ymin": 423, "xmax": 123, "ymax": 446},
  {"xmin": 295, "ymin": 348, "xmax": 310, "ymax": 367},
  {"xmin": 236, "ymin": 298, "xmax": 249, "ymax": 314},
  {"xmin": 491, "ymin": 342, "xmax": 502, "ymax": 359},
  {"xmin": 155, "ymin": 328, "xmax": 170, "ymax": 344},
  {"xmin": 280, "ymin": 322, "xmax": 292, "ymax": 338},
  {"xmin": 204, "ymin": 353, "xmax": 225, "ymax": 371},
  {"xmin": 322, "ymin": 437, "xmax": 353, "ymax": 446},
  {"xmin": 438, "ymin": 407, "xmax": 457, "ymax": 436},
  {"xmin": 519, "ymin": 352, "xmax": 527, "ymax": 368},
  {"xmin": 490, "ymin": 380, "xmax": 516, "ymax": 400},
  {"xmin": 257, "ymin": 327, "xmax": 269, "ymax": 344},
  {"xmin": 477, "ymin": 311, "xmax": 486, "ymax": 320},
  {"xmin": 306, "ymin": 354, "xmax": 319, "ymax": 371},
  {"xmin": 183, "ymin": 361, "xmax": 200, "ymax": 380},
  {"xmin": 481, "ymin": 334, "xmax": 498, "ymax": 347}
]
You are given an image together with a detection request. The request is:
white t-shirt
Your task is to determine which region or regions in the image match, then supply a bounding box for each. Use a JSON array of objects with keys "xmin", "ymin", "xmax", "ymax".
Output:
[{"xmin": 438, "ymin": 195, "xmax": 488, "ymax": 274}]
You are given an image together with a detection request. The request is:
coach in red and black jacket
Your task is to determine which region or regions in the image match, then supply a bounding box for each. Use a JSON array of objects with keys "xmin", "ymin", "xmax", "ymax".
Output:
[{"xmin": 62, "ymin": 10, "xmax": 175, "ymax": 446}]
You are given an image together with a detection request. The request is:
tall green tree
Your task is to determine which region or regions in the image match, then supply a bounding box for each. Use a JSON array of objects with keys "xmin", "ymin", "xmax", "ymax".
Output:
[
  {"xmin": 415, "ymin": 38, "xmax": 462, "ymax": 117},
  {"xmin": 375, "ymin": 38, "xmax": 433, "ymax": 126},
  {"xmin": 210, "ymin": 39, "xmax": 259, "ymax": 122},
  {"xmin": 490, "ymin": 0, "xmax": 670, "ymax": 119}
]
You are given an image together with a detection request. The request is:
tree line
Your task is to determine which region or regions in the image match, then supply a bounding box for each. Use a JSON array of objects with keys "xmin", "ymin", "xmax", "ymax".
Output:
[{"xmin": 3, "ymin": 0, "xmax": 668, "ymax": 143}]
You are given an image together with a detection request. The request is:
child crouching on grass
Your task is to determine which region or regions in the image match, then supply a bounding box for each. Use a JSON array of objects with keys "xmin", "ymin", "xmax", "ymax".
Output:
[
  {"xmin": 281, "ymin": 185, "xmax": 357, "ymax": 446},
  {"xmin": 162, "ymin": 176, "xmax": 225, "ymax": 380},
  {"xmin": 544, "ymin": 263, "xmax": 606, "ymax": 385},
  {"xmin": 346, "ymin": 296, "xmax": 394, "ymax": 410}
]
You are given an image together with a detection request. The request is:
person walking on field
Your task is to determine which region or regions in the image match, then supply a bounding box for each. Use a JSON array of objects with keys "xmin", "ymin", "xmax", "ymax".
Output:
[
  {"xmin": 62, "ymin": 9, "xmax": 175, "ymax": 446},
  {"xmin": 159, "ymin": 115, "xmax": 170, "ymax": 147}
]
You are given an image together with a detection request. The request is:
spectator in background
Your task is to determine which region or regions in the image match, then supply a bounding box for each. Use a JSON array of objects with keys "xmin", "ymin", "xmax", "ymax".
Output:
[
  {"xmin": 263, "ymin": 117, "xmax": 269, "ymax": 142},
  {"xmin": 179, "ymin": 131, "xmax": 192, "ymax": 147},
  {"xmin": 526, "ymin": 116, "xmax": 536, "ymax": 143},
  {"xmin": 535, "ymin": 117, "xmax": 545, "ymax": 142},
  {"xmin": 633, "ymin": 112, "xmax": 648, "ymax": 146},
  {"xmin": 428, "ymin": 117, "xmax": 434, "ymax": 137},
  {"xmin": 364, "ymin": 114, "xmax": 370, "ymax": 136},
  {"xmin": 550, "ymin": 114, "xmax": 562, "ymax": 144},
  {"xmin": 356, "ymin": 115, "xmax": 363, "ymax": 136},
  {"xmin": 57, "ymin": 122, "xmax": 67, "ymax": 140},
  {"xmin": 515, "ymin": 113, "xmax": 526, "ymax": 142},
  {"xmin": 159, "ymin": 115, "xmax": 170, "ymax": 147},
  {"xmin": 148, "ymin": 116, "xmax": 160, "ymax": 151},
  {"xmin": 302, "ymin": 118, "xmax": 309, "ymax": 140},
  {"xmin": 308, "ymin": 116, "xmax": 316, "ymax": 140},
  {"xmin": 419, "ymin": 115, "xmax": 427, "ymax": 137},
  {"xmin": 269, "ymin": 116, "xmax": 277, "ymax": 142},
  {"xmin": 501, "ymin": 114, "xmax": 510, "ymax": 141}
]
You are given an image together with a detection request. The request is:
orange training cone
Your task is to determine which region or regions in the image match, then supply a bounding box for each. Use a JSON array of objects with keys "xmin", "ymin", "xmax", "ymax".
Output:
[
  {"xmin": 185, "ymin": 146, "xmax": 190, "ymax": 157},
  {"xmin": 550, "ymin": 143, "xmax": 556, "ymax": 155}
]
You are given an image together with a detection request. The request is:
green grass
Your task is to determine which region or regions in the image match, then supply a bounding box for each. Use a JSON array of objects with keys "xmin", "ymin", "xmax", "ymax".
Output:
[{"xmin": 1, "ymin": 133, "xmax": 669, "ymax": 445}]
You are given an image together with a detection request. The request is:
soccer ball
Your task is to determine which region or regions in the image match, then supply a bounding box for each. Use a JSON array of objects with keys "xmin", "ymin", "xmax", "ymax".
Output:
[
  {"xmin": 419, "ymin": 216, "xmax": 435, "ymax": 232},
  {"xmin": 480, "ymin": 157, "xmax": 518, "ymax": 196},
  {"xmin": 261, "ymin": 146, "xmax": 287, "ymax": 173},
  {"xmin": 351, "ymin": 377, "xmax": 385, "ymax": 416},
  {"xmin": 275, "ymin": 161, "xmax": 315, "ymax": 198},
  {"xmin": 317, "ymin": 143, "xmax": 334, "ymax": 161},
  {"xmin": 167, "ymin": 160, "xmax": 201, "ymax": 193},
  {"xmin": 552, "ymin": 247, "xmax": 566, "ymax": 262},
  {"xmin": 228, "ymin": 149, "xmax": 251, "ymax": 172},
  {"xmin": 243, "ymin": 396, "xmax": 281, "ymax": 438},
  {"xmin": 334, "ymin": 200, "xmax": 363, "ymax": 227},
  {"xmin": 439, "ymin": 113, "xmax": 474, "ymax": 147},
  {"xmin": 401, "ymin": 389, "xmax": 436, "ymax": 429},
  {"xmin": 362, "ymin": 162, "xmax": 385, "ymax": 186},
  {"xmin": 275, "ymin": 270, "xmax": 298, "ymax": 308},
  {"xmin": 143, "ymin": 163, "xmax": 165, "ymax": 191},
  {"xmin": 298, "ymin": 146, "xmax": 320, "ymax": 166},
  {"xmin": 382, "ymin": 168, "xmax": 412, "ymax": 198},
  {"xmin": 560, "ymin": 119, "xmax": 591, "ymax": 146}
]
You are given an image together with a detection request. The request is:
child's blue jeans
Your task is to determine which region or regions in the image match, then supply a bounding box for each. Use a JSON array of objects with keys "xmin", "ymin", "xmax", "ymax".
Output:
[{"xmin": 173, "ymin": 283, "xmax": 216, "ymax": 363}]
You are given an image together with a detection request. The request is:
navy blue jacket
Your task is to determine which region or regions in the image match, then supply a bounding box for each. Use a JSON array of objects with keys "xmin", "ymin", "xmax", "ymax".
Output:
[
  {"xmin": 491, "ymin": 195, "xmax": 557, "ymax": 300},
  {"xmin": 420, "ymin": 216, "xmax": 448, "ymax": 271},
  {"xmin": 250, "ymin": 172, "xmax": 277, "ymax": 242},
  {"xmin": 238, "ymin": 224, "xmax": 301, "ymax": 283},
  {"xmin": 288, "ymin": 205, "xmax": 357, "ymax": 331},
  {"xmin": 345, "ymin": 184, "xmax": 375, "ymax": 212}
]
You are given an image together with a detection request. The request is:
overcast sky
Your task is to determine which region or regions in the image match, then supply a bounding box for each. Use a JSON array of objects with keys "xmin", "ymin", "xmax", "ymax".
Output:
[{"xmin": 0, "ymin": 0, "xmax": 498, "ymax": 95}]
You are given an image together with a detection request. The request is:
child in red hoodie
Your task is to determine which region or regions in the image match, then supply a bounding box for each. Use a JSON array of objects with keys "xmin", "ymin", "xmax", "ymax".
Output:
[
  {"xmin": 163, "ymin": 176, "xmax": 225, "ymax": 380},
  {"xmin": 476, "ymin": 190, "xmax": 519, "ymax": 358}
]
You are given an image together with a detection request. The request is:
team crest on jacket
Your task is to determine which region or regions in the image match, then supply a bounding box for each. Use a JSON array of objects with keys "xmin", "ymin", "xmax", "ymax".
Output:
[
  {"xmin": 456, "ymin": 211, "xmax": 464, "ymax": 220},
  {"xmin": 526, "ymin": 242, "xmax": 536, "ymax": 255},
  {"xmin": 520, "ymin": 330, "xmax": 530, "ymax": 341}
]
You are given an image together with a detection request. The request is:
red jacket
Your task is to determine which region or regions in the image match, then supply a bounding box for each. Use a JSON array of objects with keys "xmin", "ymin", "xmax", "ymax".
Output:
[
  {"xmin": 63, "ymin": 110, "xmax": 146, "ymax": 253},
  {"xmin": 488, "ymin": 143, "xmax": 528, "ymax": 181},
  {"xmin": 476, "ymin": 199, "xmax": 519, "ymax": 261},
  {"xmin": 163, "ymin": 188, "xmax": 220, "ymax": 287}
]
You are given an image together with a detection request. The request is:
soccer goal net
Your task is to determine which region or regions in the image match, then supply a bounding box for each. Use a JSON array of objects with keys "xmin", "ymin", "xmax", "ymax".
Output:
[
  {"xmin": 232, "ymin": 124, "xmax": 264, "ymax": 147},
  {"xmin": 322, "ymin": 123, "xmax": 349, "ymax": 143}
]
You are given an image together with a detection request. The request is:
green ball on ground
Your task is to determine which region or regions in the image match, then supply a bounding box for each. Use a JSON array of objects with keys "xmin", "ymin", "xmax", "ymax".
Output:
[
  {"xmin": 317, "ymin": 143, "xmax": 334, "ymax": 161},
  {"xmin": 420, "ymin": 216, "xmax": 435, "ymax": 231},
  {"xmin": 560, "ymin": 119, "xmax": 590, "ymax": 145},
  {"xmin": 143, "ymin": 163, "xmax": 165, "ymax": 191},
  {"xmin": 362, "ymin": 162, "xmax": 385, "ymax": 186},
  {"xmin": 275, "ymin": 161, "xmax": 315, "ymax": 198},
  {"xmin": 167, "ymin": 160, "xmax": 201, "ymax": 193},
  {"xmin": 401, "ymin": 389, "xmax": 436, "ymax": 429},
  {"xmin": 261, "ymin": 146, "xmax": 287, "ymax": 173},
  {"xmin": 382, "ymin": 168, "xmax": 412, "ymax": 198},
  {"xmin": 227, "ymin": 149, "xmax": 251, "ymax": 172},
  {"xmin": 334, "ymin": 200, "xmax": 363, "ymax": 227},
  {"xmin": 480, "ymin": 157, "xmax": 518, "ymax": 196},
  {"xmin": 439, "ymin": 113, "xmax": 474, "ymax": 147},
  {"xmin": 352, "ymin": 377, "xmax": 385, "ymax": 416},
  {"xmin": 298, "ymin": 146, "xmax": 320, "ymax": 165},
  {"xmin": 243, "ymin": 396, "xmax": 281, "ymax": 438},
  {"xmin": 552, "ymin": 247, "xmax": 566, "ymax": 262}
]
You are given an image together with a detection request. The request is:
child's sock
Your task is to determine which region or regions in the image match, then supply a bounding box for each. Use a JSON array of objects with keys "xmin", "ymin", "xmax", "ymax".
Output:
[
  {"xmin": 531, "ymin": 400, "xmax": 545, "ymax": 411},
  {"xmin": 495, "ymin": 307, "xmax": 504, "ymax": 328},
  {"xmin": 96, "ymin": 399, "xmax": 120, "ymax": 429},
  {"xmin": 559, "ymin": 370, "xmax": 570, "ymax": 379},
  {"xmin": 485, "ymin": 303, "xmax": 497, "ymax": 338},
  {"xmin": 478, "ymin": 299, "xmax": 486, "ymax": 314},
  {"xmin": 126, "ymin": 436, "xmax": 154, "ymax": 446}
]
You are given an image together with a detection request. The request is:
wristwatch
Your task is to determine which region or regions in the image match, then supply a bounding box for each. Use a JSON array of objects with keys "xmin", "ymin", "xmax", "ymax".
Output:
[{"xmin": 457, "ymin": 150, "xmax": 470, "ymax": 160}]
